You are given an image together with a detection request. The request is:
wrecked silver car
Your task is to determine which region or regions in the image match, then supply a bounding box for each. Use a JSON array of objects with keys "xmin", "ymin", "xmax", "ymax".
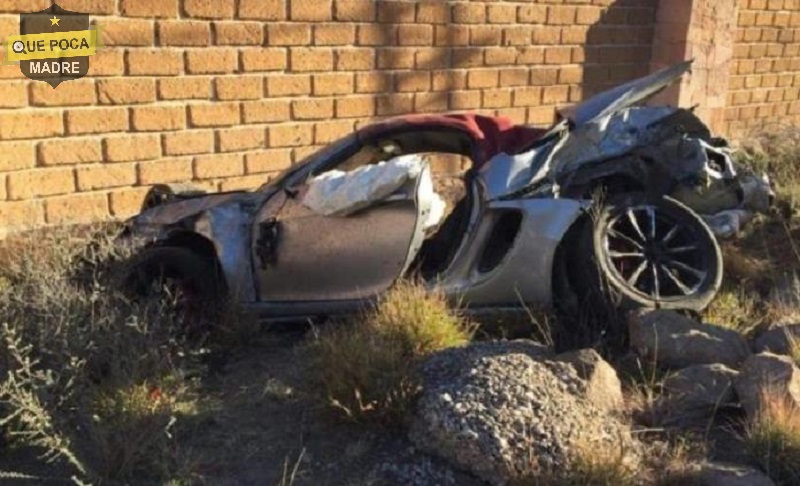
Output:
[{"xmin": 123, "ymin": 61, "xmax": 771, "ymax": 319}]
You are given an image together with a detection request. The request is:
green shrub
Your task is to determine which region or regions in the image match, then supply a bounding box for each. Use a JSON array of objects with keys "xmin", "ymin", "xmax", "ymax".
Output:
[
  {"xmin": 310, "ymin": 281, "xmax": 473, "ymax": 424},
  {"xmin": 0, "ymin": 226, "xmax": 200, "ymax": 482},
  {"xmin": 745, "ymin": 392, "xmax": 800, "ymax": 485}
]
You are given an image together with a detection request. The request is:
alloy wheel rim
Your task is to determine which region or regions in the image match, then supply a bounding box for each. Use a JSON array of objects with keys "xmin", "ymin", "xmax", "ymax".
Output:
[{"xmin": 602, "ymin": 204, "xmax": 708, "ymax": 300}]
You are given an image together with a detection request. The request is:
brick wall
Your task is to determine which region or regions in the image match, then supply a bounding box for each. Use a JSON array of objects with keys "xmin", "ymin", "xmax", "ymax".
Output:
[
  {"xmin": 0, "ymin": 0, "xmax": 659, "ymax": 232},
  {"xmin": 725, "ymin": 0, "xmax": 800, "ymax": 136}
]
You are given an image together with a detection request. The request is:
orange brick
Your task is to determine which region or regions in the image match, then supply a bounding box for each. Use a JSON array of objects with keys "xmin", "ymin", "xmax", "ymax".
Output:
[
  {"xmin": 415, "ymin": 92, "xmax": 448, "ymax": 112},
  {"xmin": 336, "ymin": 48, "xmax": 374, "ymax": 70},
  {"xmin": 8, "ymin": 168, "xmax": 75, "ymax": 200},
  {"xmin": 163, "ymin": 130, "xmax": 215, "ymax": 156},
  {"xmin": 434, "ymin": 24, "xmax": 470, "ymax": 46},
  {"xmin": 189, "ymin": 102, "xmax": 240, "ymax": 127},
  {"xmin": 528, "ymin": 106, "xmax": 556, "ymax": 125},
  {"xmin": 289, "ymin": 48, "xmax": 334, "ymax": 72},
  {"xmin": 76, "ymin": 163, "xmax": 137, "ymax": 191},
  {"xmin": 126, "ymin": 49, "xmax": 183, "ymax": 75},
  {"xmin": 292, "ymin": 99, "xmax": 334, "ymax": 120},
  {"xmin": 215, "ymin": 76, "xmax": 263, "ymax": 100},
  {"xmin": 335, "ymin": 0, "xmax": 376, "ymax": 21},
  {"xmin": 544, "ymin": 47, "xmax": 572, "ymax": 65},
  {"xmin": 44, "ymin": 193, "xmax": 109, "ymax": 225},
  {"xmin": 109, "ymin": 187, "xmax": 150, "ymax": 218},
  {"xmin": 548, "ymin": 6, "xmax": 577, "ymax": 25},
  {"xmin": 377, "ymin": 48, "xmax": 415, "ymax": 69},
  {"xmin": 449, "ymin": 91, "xmax": 481, "ymax": 110},
  {"xmin": 245, "ymin": 149, "xmax": 293, "ymax": 173},
  {"xmin": 432, "ymin": 70, "xmax": 467, "ymax": 91},
  {"xmin": 267, "ymin": 23, "xmax": 312, "ymax": 46},
  {"xmin": 519, "ymin": 5, "xmax": 547, "ymax": 23},
  {"xmin": 503, "ymin": 26, "xmax": 532, "ymax": 46},
  {"xmin": 139, "ymin": 158, "xmax": 193, "ymax": 184},
  {"xmin": 120, "ymin": 0, "xmax": 178, "ymax": 18},
  {"xmin": 417, "ymin": 1, "xmax": 450, "ymax": 23},
  {"xmin": 315, "ymin": 24, "xmax": 355, "ymax": 45},
  {"xmin": 0, "ymin": 111, "xmax": 63, "ymax": 140},
  {"xmin": 0, "ymin": 142, "xmax": 35, "ymax": 171},
  {"xmin": 186, "ymin": 48, "xmax": 238, "ymax": 74},
  {"xmin": 314, "ymin": 120, "xmax": 354, "ymax": 144},
  {"xmin": 159, "ymin": 21, "xmax": 210, "ymax": 46},
  {"xmin": 239, "ymin": 0, "xmax": 285, "ymax": 20},
  {"xmin": 55, "ymin": 0, "xmax": 116, "ymax": 14},
  {"xmin": 0, "ymin": 200, "xmax": 44, "ymax": 228},
  {"xmin": 357, "ymin": 24, "xmax": 395, "ymax": 46},
  {"xmin": 396, "ymin": 71, "xmax": 431, "ymax": 92},
  {"xmin": 88, "ymin": 50, "xmax": 125, "ymax": 76},
  {"xmin": 452, "ymin": 3, "xmax": 486, "ymax": 24},
  {"xmin": 377, "ymin": 1, "xmax": 415, "ymax": 22},
  {"xmin": 242, "ymin": 99, "xmax": 292, "ymax": 123},
  {"xmin": 290, "ymin": 0, "xmax": 331, "ymax": 20},
  {"xmin": 218, "ymin": 127, "xmax": 266, "ymax": 152},
  {"xmin": 220, "ymin": 174, "xmax": 271, "ymax": 191},
  {"xmin": 542, "ymin": 85, "xmax": 570, "ymax": 104},
  {"xmin": 483, "ymin": 89, "xmax": 512, "ymax": 109},
  {"xmin": 532, "ymin": 27, "xmax": 560, "ymax": 45},
  {"xmin": 398, "ymin": 25, "xmax": 433, "ymax": 46},
  {"xmin": 269, "ymin": 124, "xmax": 314, "ymax": 147},
  {"xmin": 266, "ymin": 74, "xmax": 312, "ymax": 96},
  {"xmin": 558, "ymin": 66, "xmax": 583, "ymax": 84},
  {"xmin": 65, "ymin": 108, "xmax": 127, "ymax": 135},
  {"xmin": 0, "ymin": 81, "xmax": 26, "ymax": 108},
  {"xmin": 241, "ymin": 48, "xmax": 288, "ymax": 71},
  {"xmin": 485, "ymin": 47, "xmax": 517, "ymax": 65},
  {"xmin": 131, "ymin": 106, "xmax": 186, "ymax": 131},
  {"xmin": 185, "ymin": 0, "xmax": 235, "ymax": 18},
  {"xmin": 470, "ymin": 25, "xmax": 502, "ymax": 46},
  {"xmin": 376, "ymin": 93, "xmax": 414, "ymax": 116},
  {"xmin": 214, "ymin": 21, "xmax": 263, "ymax": 45},
  {"xmin": 452, "ymin": 48, "xmax": 484, "ymax": 68},
  {"xmin": 99, "ymin": 18, "xmax": 154, "ymax": 46},
  {"xmin": 194, "ymin": 153, "xmax": 244, "ymax": 178},
  {"xmin": 355, "ymin": 72, "xmax": 391, "ymax": 93},
  {"xmin": 158, "ymin": 77, "xmax": 211, "ymax": 100},
  {"xmin": 38, "ymin": 139, "xmax": 102, "ymax": 166},
  {"xmin": 487, "ymin": 4, "xmax": 516, "ymax": 23},
  {"xmin": 530, "ymin": 68, "xmax": 559, "ymax": 86},
  {"xmin": 104, "ymin": 134, "xmax": 162, "ymax": 162},
  {"xmin": 500, "ymin": 68, "xmax": 529, "ymax": 87},
  {"xmin": 468, "ymin": 69, "xmax": 499, "ymax": 89},
  {"xmin": 30, "ymin": 80, "xmax": 95, "ymax": 106},
  {"xmin": 513, "ymin": 87, "xmax": 542, "ymax": 107},
  {"xmin": 336, "ymin": 96, "xmax": 375, "ymax": 118},
  {"xmin": 97, "ymin": 78, "xmax": 155, "ymax": 104},
  {"xmin": 416, "ymin": 48, "xmax": 450, "ymax": 69},
  {"xmin": 313, "ymin": 73, "xmax": 354, "ymax": 95}
]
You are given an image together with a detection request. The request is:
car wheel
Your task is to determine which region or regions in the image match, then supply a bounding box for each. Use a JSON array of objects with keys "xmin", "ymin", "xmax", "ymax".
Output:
[
  {"xmin": 572, "ymin": 192, "xmax": 722, "ymax": 312},
  {"xmin": 123, "ymin": 246, "xmax": 222, "ymax": 329}
]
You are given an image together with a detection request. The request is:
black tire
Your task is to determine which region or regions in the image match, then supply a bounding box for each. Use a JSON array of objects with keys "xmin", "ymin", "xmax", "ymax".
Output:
[
  {"xmin": 122, "ymin": 246, "xmax": 223, "ymax": 328},
  {"xmin": 570, "ymin": 193, "xmax": 722, "ymax": 312}
]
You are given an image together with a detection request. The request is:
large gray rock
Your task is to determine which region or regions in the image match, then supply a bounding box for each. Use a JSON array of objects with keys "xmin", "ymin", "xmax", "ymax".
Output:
[
  {"xmin": 735, "ymin": 352, "xmax": 800, "ymax": 418},
  {"xmin": 553, "ymin": 348, "xmax": 623, "ymax": 412},
  {"xmin": 409, "ymin": 341, "xmax": 636, "ymax": 485},
  {"xmin": 754, "ymin": 324, "xmax": 800, "ymax": 355},
  {"xmin": 628, "ymin": 310, "xmax": 750, "ymax": 369},
  {"xmin": 658, "ymin": 364, "xmax": 739, "ymax": 426}
]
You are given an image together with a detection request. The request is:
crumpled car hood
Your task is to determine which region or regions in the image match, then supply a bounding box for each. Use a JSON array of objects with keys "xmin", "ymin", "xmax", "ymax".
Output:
[
  {"xmin": 132, "ymin": 192, "xmax": 262, "ymax": 227},
  {"xmin": 559, "ymin": 61, "xmax": 692, "ymax": 127}
]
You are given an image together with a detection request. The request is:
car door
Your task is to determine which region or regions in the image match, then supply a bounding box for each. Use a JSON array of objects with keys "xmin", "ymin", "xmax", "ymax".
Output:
[{"xmin": 250, "ymin": 158, "xmax": 430, "ymax": 303}]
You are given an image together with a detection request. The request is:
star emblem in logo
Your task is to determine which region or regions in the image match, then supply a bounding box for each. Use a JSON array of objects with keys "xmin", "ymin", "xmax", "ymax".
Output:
[{"xmin": 50, "ymin": 15, "xmax": 60, "ymax": 26}]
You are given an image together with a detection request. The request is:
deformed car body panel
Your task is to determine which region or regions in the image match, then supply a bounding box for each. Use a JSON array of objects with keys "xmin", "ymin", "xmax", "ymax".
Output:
[{"xmin": 123, "ymin": 61, "xmax": 772, "ymax": 320}]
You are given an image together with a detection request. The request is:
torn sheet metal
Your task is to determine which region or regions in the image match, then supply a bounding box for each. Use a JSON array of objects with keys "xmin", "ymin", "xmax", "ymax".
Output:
[
  {"xmin": 702, "ymin": 210, "xmax": 754, "ymax": 239},
  {"xmin": 559, "ymin": 61, "xmax": 692, "ymax": 126}
]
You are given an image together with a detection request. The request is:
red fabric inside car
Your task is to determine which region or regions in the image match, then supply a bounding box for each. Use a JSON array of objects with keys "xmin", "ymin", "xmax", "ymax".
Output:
[{"xmin": 357, "ymin": 114, "xmax": 548, "ymax": 168}]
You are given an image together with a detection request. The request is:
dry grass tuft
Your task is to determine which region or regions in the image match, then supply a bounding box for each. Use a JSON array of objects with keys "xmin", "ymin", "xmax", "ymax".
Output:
[
  {"xmin": 703, "ymin": 286, "xmax": 763, "ymax": 335},
  {"xmin": 744, "ymin": 392, "xmax": 800, "ymax": 485},
  {"xmin": 0, "ymin": 226, "xmax": 202, "ymax": 482},
  {"xmin": 310, "ymin": 281, "xmax": 474, "ymax": 424}
]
